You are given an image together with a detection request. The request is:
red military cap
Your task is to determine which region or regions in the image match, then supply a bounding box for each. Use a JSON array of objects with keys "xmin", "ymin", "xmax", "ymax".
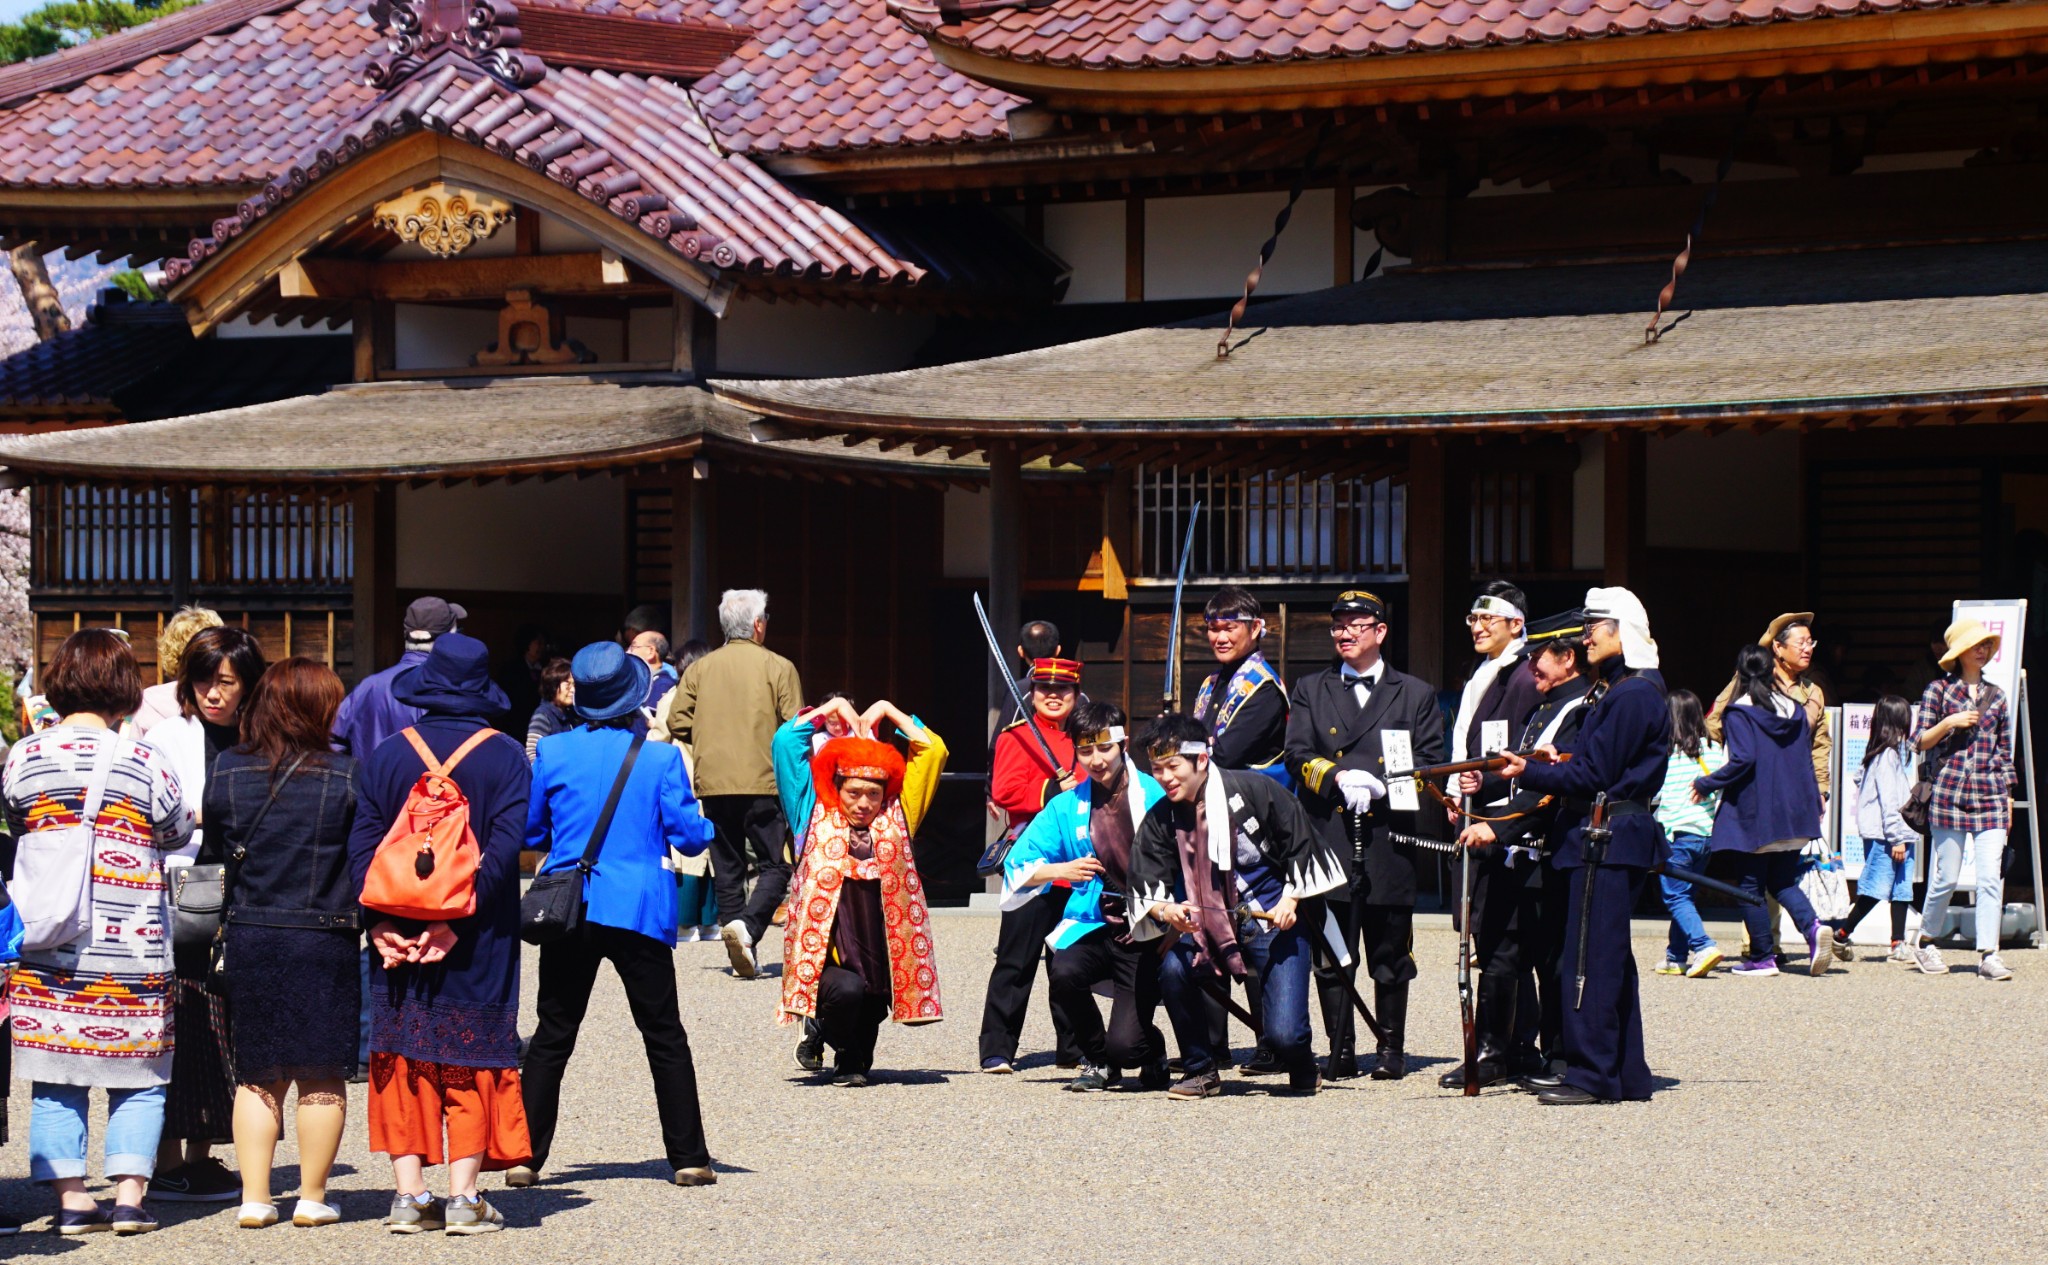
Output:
[{"xmin": 1029, "ymin": 657, "xmax": 1083, "ymax": 686}]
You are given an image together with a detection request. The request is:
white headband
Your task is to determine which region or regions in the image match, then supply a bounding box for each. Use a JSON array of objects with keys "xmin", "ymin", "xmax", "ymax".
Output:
[
  {"xmin": 1178, "ymin": 741, "xmax": 1210, "ymax": 756},
  {"xmin": 1471, "ymin": 595, "xmax": 1525, "ymax": 623}
]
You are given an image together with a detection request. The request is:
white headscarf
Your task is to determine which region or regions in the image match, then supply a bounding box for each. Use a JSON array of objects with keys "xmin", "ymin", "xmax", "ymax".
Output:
[{"xmin": 1584, "ymin": 586, "xmax": 1659, "ymax": 670}]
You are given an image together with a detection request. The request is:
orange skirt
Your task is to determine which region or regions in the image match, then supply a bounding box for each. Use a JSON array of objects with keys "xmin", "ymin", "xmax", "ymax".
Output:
[{"xmin": 366, "ymin": 1052, "xmax": 531, "ymax": 1170}]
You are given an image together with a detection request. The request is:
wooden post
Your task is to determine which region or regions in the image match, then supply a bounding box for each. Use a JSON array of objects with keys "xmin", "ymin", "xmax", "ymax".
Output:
[
  {"xmin": 1405, "ymin": 437, "xmax": 1470, "ymax": 688},
  {"xmin": 674, "ymin": 295, "xmax": 717, "ymax": 378},
  {"xmin": 1100, "ymin": 469, "xmax": 1132, "ymax": 602},
  {"xmin": 1124, "ymin": 197, "xmax": 1145, "ymax": 303},
  {"xmin": 350, "ymin": 299, "xmax": 376, "ymax": 382},
  {"xmin": 1603, "ymin": 430, "xmax": 1647, "ymax": 585},
  {"xmin": 350, "ymin": 483, "xmax": 398, "ymax": 683},
  {"xmin": 987, "ymin": 440, "xmax": 1023, "ymax": 744},
  {"xmin": 168, "ymin": 486, "xmax": 192, "ymax": 611},
  {"xmin": 669, "ymin": 457, "xmax": 712, "ymax": 644}
]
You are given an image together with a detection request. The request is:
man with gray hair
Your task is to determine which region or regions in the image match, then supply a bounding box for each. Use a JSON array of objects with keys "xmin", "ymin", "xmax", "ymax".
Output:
[{"xmin": 662, "ymin": 589, "xmax": 804, "ymax": 978}]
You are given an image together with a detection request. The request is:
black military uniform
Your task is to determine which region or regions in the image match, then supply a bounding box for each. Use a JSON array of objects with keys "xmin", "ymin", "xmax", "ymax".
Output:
[
  {"xmin": 1444, "ymin": 611, "xmax": 1591, "ymax": 1088},
  {"xmin": 1283, "ymin": 590, "xmax": 1447, "ymax": 1081}
]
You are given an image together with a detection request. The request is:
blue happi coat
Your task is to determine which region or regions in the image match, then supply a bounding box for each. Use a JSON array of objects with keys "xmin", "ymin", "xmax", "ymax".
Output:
[{"xmin": 1000, "ymin": 762, "xmax": 1165, "ymax": 951}]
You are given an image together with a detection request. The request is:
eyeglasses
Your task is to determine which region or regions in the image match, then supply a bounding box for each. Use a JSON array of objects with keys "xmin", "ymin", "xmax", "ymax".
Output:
[
  {"xmin": 1464, "ymin": 614, "xmax": 1508, "ymax": 630},
  {"xmin": 1329, "ymin": 621, "xmax": 1382, "ymax": 638}
]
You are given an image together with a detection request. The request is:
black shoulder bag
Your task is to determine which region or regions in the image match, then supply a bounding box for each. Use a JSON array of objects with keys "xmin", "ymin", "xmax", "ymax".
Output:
[{"xmin": 520, "ymin": 731, "xmax": 644, "ymax": 946}]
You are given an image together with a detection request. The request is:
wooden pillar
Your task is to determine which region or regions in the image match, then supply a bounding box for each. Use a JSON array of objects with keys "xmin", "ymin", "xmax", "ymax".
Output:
[
  {"xmin": 987, "ymin": 440, "xmax": 1022, "ymax": 743},
  {"xmin": 1602, "ymin": 430, "xmax": 1647, "ymax": 586},
  {"xmin": 350, "ymin": 300, "xmax": 376, "ymax": 382},
  {"xmin": 1100, "ymin": 469, "xmax": 1132, "ymax": 602},
  {"xmin": 1334, "ymin": 181, "xmax": 1355, "ymax": 286},
  {"xmin": 669, "ymin": 457, "xmax": 712, "ymax": 644},
  {"xmin": 350, "ymin": 483, "xmax": 398, "ymax": 683},
  {"xmin": 168, "ymin": 485, "xmax": 192, "ymax": 610},
  {"xmin": 674, "ymin": 295, "xmax": 718, "ymax": 378},
  {"xmin": 1124, "ymin": 197, "xmax": 1145, "ymax": 303},
  {"xmin": 1405, "ymin": 436, "xmax": 1470, "ymax": 688}
]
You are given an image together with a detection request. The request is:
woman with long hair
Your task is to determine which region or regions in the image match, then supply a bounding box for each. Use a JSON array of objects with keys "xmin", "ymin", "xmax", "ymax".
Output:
[
  {"xmin": 1649, "ymin": 690, "xmax": 1726, "ymax": 977},
  {"xmin": 141, "ymin": 625, "xmax": 268, "ymax": 1202},
  {"xmin": 1695, "ymin": 643, "xmax": 1828, "ymax": 977},
  {"xmin": 1826, "ymin": 695, "xmax": 1921, "ymax": 966},
  {"xmin": 206, "ymin": 658, "xmax": 360, "ymax": 1227}
]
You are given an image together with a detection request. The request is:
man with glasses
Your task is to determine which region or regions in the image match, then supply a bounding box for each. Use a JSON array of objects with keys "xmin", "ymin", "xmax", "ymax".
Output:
[
  {"xmin": 979, "ymin": 658, "xmax": 1085, "ymax": 1074},
  {"xmin": 1283, "ymin": 591, "xmax": 1446, "ymax": 1081}
]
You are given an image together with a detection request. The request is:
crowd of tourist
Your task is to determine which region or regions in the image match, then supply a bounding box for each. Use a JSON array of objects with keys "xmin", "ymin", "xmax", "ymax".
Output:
[{"xmin": 0, "ymin": 580, "xmax": 2022, "ymax": 1234}]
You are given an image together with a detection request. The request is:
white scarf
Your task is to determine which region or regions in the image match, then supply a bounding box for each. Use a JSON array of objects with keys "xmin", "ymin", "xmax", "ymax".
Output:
[{"xmin": 1451, "ymin": 638, "xmax": 1526, "ymax": 764}]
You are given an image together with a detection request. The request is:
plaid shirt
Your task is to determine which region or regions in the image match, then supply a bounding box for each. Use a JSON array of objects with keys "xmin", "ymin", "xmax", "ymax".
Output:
[{"xmin": 1915, "ymin": 675, "xmax": 2015, "ymax": 832}]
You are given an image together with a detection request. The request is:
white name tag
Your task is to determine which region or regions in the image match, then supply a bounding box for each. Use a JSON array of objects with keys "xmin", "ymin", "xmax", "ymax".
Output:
[
  {"xmin": 1383, "ymin": 729, "xmax": 1417, "ymax": 811},
  {"xmin": 1481, "ymin": 719, "xmax": 1510, "ymax": 757}
]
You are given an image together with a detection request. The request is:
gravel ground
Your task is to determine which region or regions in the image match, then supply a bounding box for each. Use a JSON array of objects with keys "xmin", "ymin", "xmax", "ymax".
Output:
[{"xmin": 4, "ymin": 913, "xmax": 2045, "ymax": 1263}]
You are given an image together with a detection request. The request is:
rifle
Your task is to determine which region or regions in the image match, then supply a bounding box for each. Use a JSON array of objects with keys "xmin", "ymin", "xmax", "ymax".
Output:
[
  {"xmin": 1573, "ymin": 793, "xmax": 1610, "ymax": 1011},
  {"xmin": 1406, "ymin": 749, "xmax": 1569, "ymax": 784},
  {"xmin": 1456, "ymin": 791, "xmax": 1479, "ymax": 1097}
]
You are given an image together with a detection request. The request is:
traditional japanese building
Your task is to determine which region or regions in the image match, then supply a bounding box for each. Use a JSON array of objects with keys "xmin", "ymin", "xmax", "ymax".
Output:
[{"xmin": 0, "ymin": 0, "xmax": 2042, "ymax": 894}]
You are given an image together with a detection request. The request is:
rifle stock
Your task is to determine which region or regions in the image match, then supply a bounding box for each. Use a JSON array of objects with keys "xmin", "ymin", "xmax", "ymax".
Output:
[{"xmin": 1408, "ymin": 749, "xmax": 1571, "ymax": 783}]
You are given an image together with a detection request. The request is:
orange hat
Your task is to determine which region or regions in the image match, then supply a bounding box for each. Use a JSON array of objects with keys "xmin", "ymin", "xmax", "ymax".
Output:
[
  {"xmin": 1030, "ymin": 657, "xmax": 1083, "ymax": 686},
  {"xmin": 813, "ymin": 736, "xmax": 906, "ymax": 804}
]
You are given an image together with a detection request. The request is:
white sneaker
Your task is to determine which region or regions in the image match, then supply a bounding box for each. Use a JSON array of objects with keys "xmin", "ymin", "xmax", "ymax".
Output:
[
  {"xmin": 237, "ymin": 1203, "xmax": 278, "ymax": 1229},
  {"xmin": 1913, "ymin": 942, "xmax": 1948, "ymax": 975},
  {"xmin": 291, "ymin": 1199, "xmax": 340, "ymax": 1228},
  {"xmin": 1685, "ymin": 943, "xmax": 1725, "ymax": 978},
  {"xmin": 721, "ymin": 920, "xmax": 759, "ymax": 979},
  {"xmin": 1979, "ymin": 952, "xmax": 2014, "ymax": 981},
  {"xmin": 698, "ymin": 925, "xmax": 721, "ymax": 942},
  {"xmin": 1886, "ymin": 942, "xmax": 1916, "ymax": 964},
  {"xmin": 677, "ymin": 926, "xmax": 701, "ymax": 944}
]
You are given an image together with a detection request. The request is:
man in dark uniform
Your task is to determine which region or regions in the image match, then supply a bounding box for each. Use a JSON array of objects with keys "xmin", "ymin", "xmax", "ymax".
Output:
[
  {"xmin": 1442, "ymin": 609, "xmax": 1591, "ymax": 1088},
  {"xmin": 1284, "ymin": 590, "xmax": 1446, "ymax": 1081},
  {"xmin": 1500, "ymin": 587, "xmax": 1670, "ymax": 1105},
  {"xmin": 1190, "ymin": 586, "xmax": 1292, "ymax": 1074}
]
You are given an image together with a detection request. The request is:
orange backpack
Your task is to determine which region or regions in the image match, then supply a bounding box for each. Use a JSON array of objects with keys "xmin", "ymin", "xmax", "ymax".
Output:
[{"xmin": 360, "ymin": 727, "xmax": 500, "ymax": 922}]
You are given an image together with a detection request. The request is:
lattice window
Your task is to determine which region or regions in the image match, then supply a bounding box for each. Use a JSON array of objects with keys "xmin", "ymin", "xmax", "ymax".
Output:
[
  {"xmin": 33, "ymin": 485, "xmax": 176, "ymax": 589},
  {"xmin": 1135, "ymin": 464, "xmax": 1405, "ymax": 581},
  {"xmin": 31, "ymin": 485, "xmax": 353, "ymax": 594},
  {"xmin": 210, "ymin": 489, "xmax": 353, "ymax": 588}
]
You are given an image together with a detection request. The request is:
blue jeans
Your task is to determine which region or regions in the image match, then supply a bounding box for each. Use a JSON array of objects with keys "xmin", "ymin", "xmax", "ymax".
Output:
[
  {"xmin": 1159, "ymin": 922, "xmax": 1313, "ymax": 1080},
  {"xmin": 1734, "ymin": 850, "xmax": 1818, "ymax": 959},
  {"xmin": 29, "ymin": 1082, "xmax": 166, "ymax": 1182},
  {"xmin": 1661, "ymin": 834, "xmax": 1716, "ymax": 959}
]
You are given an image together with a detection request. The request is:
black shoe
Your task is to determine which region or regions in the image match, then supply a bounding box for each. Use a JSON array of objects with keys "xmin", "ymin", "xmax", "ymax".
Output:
[
  {"xmin": 832, "ymin": 1068, "xmax": 871, "ymax": 1088},
  {"xmin": 1280, "ymin": 1071, "xmax": 1322, "ymax": 1096},
  {"xmin": 1438, "ymin": 1058, "xmax": 1509, "ymax": 1090},
  {"xmin": 1103, "ymin": 1064, "xmax": 1124, "ymax": 1089},
  {"xmin": 151, "ymin": 1158, "xmax": 240, "ymax": 1203},
  {"xmin": 1516, "ymin": 1069, "xmax": 1567, "ymax": 1092},
  {"xmin": 794, "ymin": 1019, "xmax": 825, "ymax": 1073},
  {"xmin": 58, "ymin": 1206, "xmax": 112, "ymax": 1236},
  {"xmin": 1325, "ymin": 1049, "xmax": 1359, "ymax": 1081},
  {"xmin": 1537, "ymin": 1084, "xmax": 1606, "ymax": 1106},
  {"xmin": 1240, "ymin": 1045, "xmax": 1282, "ymax": 1077},
  {"xmin": 1064, "ymin": 1064, "xmax": 1110, "ymax": 1093},
  {"xmin": 1138, "ymin": 1061, "xmax": 1170, "ymax": 1092},
  {"xmin": 110, "ymin": 1205, "xmax": 158, "ymax": 1236},
  {"xmin": 1368, "ymin": 1047, "xmax": 1407, "ymax": 1081},
  {"xmin": 1508, "ymin": 1044, "xmax": 1548, "ymax": 1077}
]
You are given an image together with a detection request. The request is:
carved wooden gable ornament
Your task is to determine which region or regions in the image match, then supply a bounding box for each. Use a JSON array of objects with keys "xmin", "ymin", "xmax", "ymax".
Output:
[{"xmin": 373, "ymin": 185, "xmax": 514, "ymax": 257}]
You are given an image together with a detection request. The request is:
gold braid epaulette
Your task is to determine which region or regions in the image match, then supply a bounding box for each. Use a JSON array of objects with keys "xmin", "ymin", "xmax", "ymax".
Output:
[{"xmin": 1302, "ymin": 757, "xmax": 1336, "ymax": 797}]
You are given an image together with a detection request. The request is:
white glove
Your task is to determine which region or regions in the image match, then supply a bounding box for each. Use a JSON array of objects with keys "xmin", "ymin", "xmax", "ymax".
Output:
[{"xmin": 1334, "ymin": 769, "xmax": 1386, "ymax": 813}]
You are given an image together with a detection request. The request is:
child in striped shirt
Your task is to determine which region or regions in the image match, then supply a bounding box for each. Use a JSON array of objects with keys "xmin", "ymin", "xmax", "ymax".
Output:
[{"xmin": 1650, "ymin": 690, "xmax": 1727, "ymax": 977}]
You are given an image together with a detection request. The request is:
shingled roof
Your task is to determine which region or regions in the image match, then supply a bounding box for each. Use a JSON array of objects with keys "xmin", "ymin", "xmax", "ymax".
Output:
[{"xmin": 896, "ymin": 0, "xmax": 2001, "ymax": 71}]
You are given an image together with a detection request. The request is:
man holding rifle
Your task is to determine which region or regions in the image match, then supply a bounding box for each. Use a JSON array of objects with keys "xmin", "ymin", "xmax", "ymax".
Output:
[
  {"xmin": 1497, "ymin": 589, "xmax": 1671, "ymax": 1106},
  {"xmin": 1283, "ymin": 590, "xmax": 1447, "ymax": 1082}
]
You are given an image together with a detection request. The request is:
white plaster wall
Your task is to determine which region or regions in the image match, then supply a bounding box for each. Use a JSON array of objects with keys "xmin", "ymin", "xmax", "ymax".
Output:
[
  {"xmin": 942, "ymin": 486, "xmax": 991, "ymax": 579},
  {"xmin": 1571, "ymin": 434, "xmax": 1605, "ymax": 571},
  {"xmin": 1144, "ymin": 189, "xmax": 1335, "ymax": 301},
  {"xmin": 537, "ymin": 216, "xmax": 602, "ymax": 253},
  {"xmin": 392, "ymin": 303, "xmax": 499, "ymax": 370},
  {"xmin": 396, "ymin": 479, "xmax": 625, "ymax": 593},
  {"xmin": 1043, "ymin": 201, "xmax": 1126, "ymax": 304},
  {"xmin": 715, "ymin": 295, "xmax": 936, "ymax": 377},
  {"xmin": 1645, "ymin": 429, "xmax": 1800, "ymax": 550}
]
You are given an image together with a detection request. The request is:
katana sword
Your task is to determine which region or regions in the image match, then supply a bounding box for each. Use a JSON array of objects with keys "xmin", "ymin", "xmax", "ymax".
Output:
[
  {"xmin": 1395, "ymin": 831, "xmax": 1763, "ymax": 907},
  {"xmin": 1574, "ymin": 794, "xmax": 1610, "ymax": 1011},
  {"xmin": 972, "ymin": 590, "xmax": 1064, "ymax": 774},
  {"xmin": 1162, "ymin": 500, "xmax": 1201, "ymax": 709}
]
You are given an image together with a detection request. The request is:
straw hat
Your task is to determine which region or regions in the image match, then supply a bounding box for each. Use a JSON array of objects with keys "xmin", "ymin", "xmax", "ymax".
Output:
[
  {"xmin": 1938, "ymin": 618, "xmax": 2001, "ymax": 671},
  {"xmin": 1758, "ymin": 612, "xmax": 1815, "ymax": 646}
]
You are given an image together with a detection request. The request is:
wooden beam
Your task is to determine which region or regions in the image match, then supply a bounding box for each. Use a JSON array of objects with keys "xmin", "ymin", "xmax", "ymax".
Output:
[{"xmin": 279, "ymin": 251, "xmax": 650, "ymax": 301}]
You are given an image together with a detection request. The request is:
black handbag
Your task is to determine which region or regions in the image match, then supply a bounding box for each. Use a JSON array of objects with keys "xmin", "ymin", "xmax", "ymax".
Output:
[
  {"xmin": 1901, "ymin": 732, "xmax": 1953, "ymax": 836},
  {"xmin": 173, "ymin": 754, "xmax": 302, "ymax": 949},
  {"xmin": 521, "ymin": 732, "xmax": 643, "ymax": 946}
]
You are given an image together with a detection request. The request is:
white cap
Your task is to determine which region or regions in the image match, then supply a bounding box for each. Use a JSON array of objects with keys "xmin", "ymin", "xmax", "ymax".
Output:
[{"xmin": 1583, "ymin": 586, "xmax": 1659, "ymax": 670}]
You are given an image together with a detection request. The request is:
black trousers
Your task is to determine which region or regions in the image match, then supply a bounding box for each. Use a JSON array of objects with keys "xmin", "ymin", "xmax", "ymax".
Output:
[
  {"xmin": 704, "ymin": 793, "xmax": 790, "ymax": 943},
  {"xmin": 817, "ymin": 965, "xmax": 891, "ymax": 1074},
  {"xmin": 1469, "ymin": 851, "xmax": 1543, "ymax": 1049},
  {"xmin": 522, "ymin": 922, "xmax": 711, "ymax": 1171},
  {"xmin": 978, "ymin": 893, "xmax": 1079, "ymax": 1064},
  {"xmin": 1045, "ymin": 928, "xmax": 1165, "ymax": 1071},
  {"xmin": 1316, "ymin": 899, "xmax": 1415, "ymax": 1051},
  {"xmin": 1558, "ymin": 863, "xmax": 1653, "ymax": 1101},
  {"xmin": 1525, "ymin": 864, "xmax": 1568, "ymax": 1059}
]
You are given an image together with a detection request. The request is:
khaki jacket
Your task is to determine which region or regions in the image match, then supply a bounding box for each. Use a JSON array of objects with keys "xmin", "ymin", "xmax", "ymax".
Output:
[
  {"xmin": 1707, "ymin": 675, "xmax": 1831, "ymax": 796},
  {"xmin": 660, "ymin": 638, "xmax": 802, "ymax": 797}
]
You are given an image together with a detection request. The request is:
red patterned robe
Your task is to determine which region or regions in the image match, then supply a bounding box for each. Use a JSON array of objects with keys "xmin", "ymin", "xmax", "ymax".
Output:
[{"xmin": 780, "ymin": 727, "xmax": 947, "ymax": 1026}]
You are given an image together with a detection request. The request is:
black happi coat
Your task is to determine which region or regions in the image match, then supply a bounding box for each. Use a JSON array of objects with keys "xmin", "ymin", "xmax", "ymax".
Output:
[
  {"xmin": 1283, "ymin": 662, "xmax": 1448, "ymax": 907},
  {"xmin": 1127, "ymin": 767, "xmax": 1347, "ymax": 936},
  {"xmin": 1451, "ymin": 653, "xmax": 1546, "ymax": 810},
  {"xmin": 1491, "ymin": 674, "xmax": 1595, "ymax": 853}
]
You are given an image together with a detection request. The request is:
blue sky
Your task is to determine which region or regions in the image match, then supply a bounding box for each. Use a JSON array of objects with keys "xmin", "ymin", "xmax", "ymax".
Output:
[{"xmin": 0, "ymin": 0, "xmax": 45, "ymax": 23}]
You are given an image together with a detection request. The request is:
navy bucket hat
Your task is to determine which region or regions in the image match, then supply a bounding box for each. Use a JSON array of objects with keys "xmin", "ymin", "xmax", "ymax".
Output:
[
  {"xmin": 391, "ymin": 632, "xmax": 509, "ymax": 717},
  {"xmin": 570, "ymin": 641, "xmax": 650, "ymax": 723}
]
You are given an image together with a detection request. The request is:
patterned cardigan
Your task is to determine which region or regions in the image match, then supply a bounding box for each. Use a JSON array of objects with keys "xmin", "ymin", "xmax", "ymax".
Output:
[{"xmin": 1915, "ymin": 675, "xmax": 2015, "ymax": 833}]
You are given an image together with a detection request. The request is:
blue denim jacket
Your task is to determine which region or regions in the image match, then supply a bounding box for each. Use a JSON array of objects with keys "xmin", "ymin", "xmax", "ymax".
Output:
[{"xmin": 203, "ymin": 749, "xmax": 362, "ymax": 930}]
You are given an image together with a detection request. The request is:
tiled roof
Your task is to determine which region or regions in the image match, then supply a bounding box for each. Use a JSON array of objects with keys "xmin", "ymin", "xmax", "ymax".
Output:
[
  {"xmin": 0, "ymin": 294, "xmax": 192, "ymax": 415},
  {"xmin": 693, "ymin": 0, "xmax": 1018, "ymax": 153},
  {"xmin": 717, "ymin": 241, "xmax": 2048, "ymax": 434},
  {"xmin": 897, "ymin": 0, "xmax": 1992, "ymax": 70},
  {"xmin": 161, "ymin": 57, "xmax": 940, "ymax": 289}
]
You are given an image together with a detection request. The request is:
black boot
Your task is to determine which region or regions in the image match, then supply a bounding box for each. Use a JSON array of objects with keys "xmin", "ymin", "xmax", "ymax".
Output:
[
  {"xmin": 1241, "ymin": 1042, "xmax": 1282, "ymax": 1076},
  {"xmin": 1441, "ymin": 973, "xmax": 1516, "ymax": 1089},
  {"xmin": 1437, "ymin": 1037, "xmax": 1509, "ymax": 1089},
  {"xmin": 1325, "ymin": 1039, "xmax": 1359, "ymax": 1081},
  {"xmin": 1368, "ymin": 982, "xmax": 1408, "ymax": 1080}
]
